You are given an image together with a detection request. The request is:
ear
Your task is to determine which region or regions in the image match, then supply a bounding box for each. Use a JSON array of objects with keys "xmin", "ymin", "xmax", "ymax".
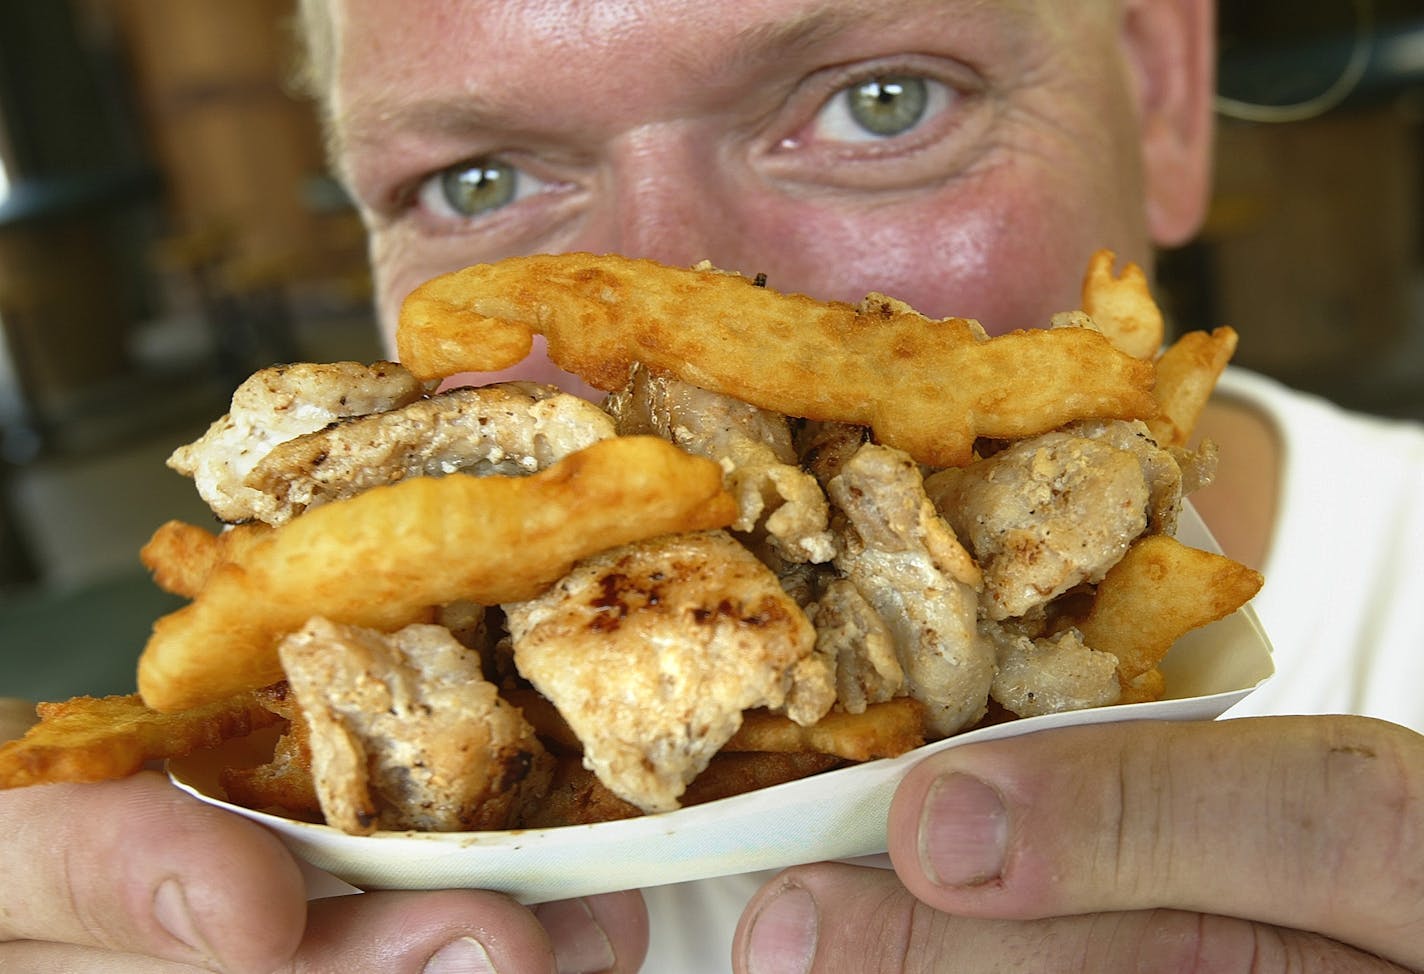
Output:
[{"xmin": 1120, "ymin": 0, "xmax": 1216, "ymax": 246}]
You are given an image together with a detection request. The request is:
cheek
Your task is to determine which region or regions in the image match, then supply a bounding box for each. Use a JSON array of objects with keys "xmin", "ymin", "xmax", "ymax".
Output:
[{"xmin": 741, "ymin": 185, "xmax": 1140, "ymax": 335}]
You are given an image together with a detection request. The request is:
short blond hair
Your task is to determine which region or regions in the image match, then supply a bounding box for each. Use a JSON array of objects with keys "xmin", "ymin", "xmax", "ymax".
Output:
[{"xmin": 290, "ymin": 0, "xmax": 335, "ymax": 118}]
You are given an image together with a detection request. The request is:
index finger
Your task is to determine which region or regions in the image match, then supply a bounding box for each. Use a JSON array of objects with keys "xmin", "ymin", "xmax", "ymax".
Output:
[{"xmin": 887, "ymin": 716, "xmax": 1424, "ymax": 971}]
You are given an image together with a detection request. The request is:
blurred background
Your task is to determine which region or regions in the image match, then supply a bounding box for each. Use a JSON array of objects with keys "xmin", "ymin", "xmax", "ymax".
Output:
[{"xmin": 0, "ymin": 0, "xmax": 1421, "ymax": 700}]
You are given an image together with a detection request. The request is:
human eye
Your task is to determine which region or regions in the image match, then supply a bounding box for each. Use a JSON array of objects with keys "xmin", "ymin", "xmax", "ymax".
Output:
[
  {"xmin": 805, "ymin": 73, "xmax": 954, "ymax": 145},
  {"xmin": 414, "ymin": 157, "xmax": 554, "ymax": 222}
]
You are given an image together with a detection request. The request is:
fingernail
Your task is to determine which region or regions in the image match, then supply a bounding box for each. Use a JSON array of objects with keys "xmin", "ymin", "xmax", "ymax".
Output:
[
  {"xmin": 745, "ymin": 884, "xmax": 817, "ymax": 974},
  {"xmin": 153, "ymin": 878, "xmax": 212, "ymax": 957},
  {"xmin": 534, "ymin": 898, "xmax": 616, "ymax": 974},
  {"xmin": 424, "ymin": 936, "xmax": 500, "ymax": 974},
  {"xmin": 919, "ymin": 772, "xmax": 1008, "ymax": 887}
]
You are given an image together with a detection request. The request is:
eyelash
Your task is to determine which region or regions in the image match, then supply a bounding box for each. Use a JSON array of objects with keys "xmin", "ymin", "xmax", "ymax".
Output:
[
  {"xmin": 799, "ymin": 74, "xmax": 955, "ymax": 147},
  {"xmin": 399, "ymin": 63, "xmax": 972, "ymax": 229},
  {"xmin": 413, "ymin": 159, "xmax": 555, "ymax": 223}
]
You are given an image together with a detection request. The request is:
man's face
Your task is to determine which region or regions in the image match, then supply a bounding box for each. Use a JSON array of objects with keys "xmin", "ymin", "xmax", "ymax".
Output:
[{"xmin": 327, "ymin": 0, "xmax": 1161, "ymax": 384}]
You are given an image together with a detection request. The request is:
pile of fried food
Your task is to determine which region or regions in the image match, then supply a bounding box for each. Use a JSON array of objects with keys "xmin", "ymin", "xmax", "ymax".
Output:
[{"xmin": 0, "ymin": 250, "xmax": 1262, "ymax": 835}]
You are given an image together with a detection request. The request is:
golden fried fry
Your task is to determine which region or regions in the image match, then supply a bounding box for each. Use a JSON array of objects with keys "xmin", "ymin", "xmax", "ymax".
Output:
[
  {"xmin": 0, "ymin": 692, "xmax": 281, "ymax": 788},
  {"xmin": 724, "ymin": 699, "xmax": 926, "ymax": 761},
  {"xmin": 398, "ymin": 253, "xmax": 1159, "ymax": 467},
  {"xmin": 1148, "ymin": 326, "xmax": 1239, "ymax": 447},
  {"xmin": 1118, "ymin": 667, "xmax": 1167, "ymax": 704},
  {"xmin": 1080, "ymin": 249, "xmax": 1165, "ymax": 360},
  {"xmin": 141, "ymin": 520, "xmax": 273, "ymax": 598},
  {"xmin": 1077, "ymin": 534, "xmax": 1263, "ymax": 685},
  {"xmin": 219, "ymin": 684, "xmax": 322, "ymax": 819},
  {"xmin": 138, "ymin": 436, "xmax": 739, "ymax": 712}
]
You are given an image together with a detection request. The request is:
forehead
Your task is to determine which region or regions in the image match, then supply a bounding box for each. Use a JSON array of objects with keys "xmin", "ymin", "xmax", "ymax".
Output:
[{"xmin": 325, "ymin": 0, "xmax": 1072, "ymax": 112}]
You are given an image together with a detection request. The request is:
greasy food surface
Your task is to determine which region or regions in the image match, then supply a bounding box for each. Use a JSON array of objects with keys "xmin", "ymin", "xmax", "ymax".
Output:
[
  {"xmin": 827, "ymin": 444, "xmax": 993, "ymax": 737},
  {"xmin": 5, "ymin": 250, "xmax": 1266, "ymax": 843},
  {"xmin": 278, "ymin": 618, "xmax": 551, "ymax": 834},
  {"xmin": 246, "ymin": 382, "xmax": 616, "ymax": 524},
  {"xmin": 397, "ymin": 253, "xmax": 1159, "ymax": 467},
  {"xmin": 138, "ymin": 436, "xmax": 739, "ymax": 712},
  {"xmin": 606, "ymin": 365, "xmax": 834, "ymax": 564},
  {"xmin": 926, "ymin": 422, "xmax": 1165, "ymax": 621},
  {"xmin": 506, "ymin": 530, "xmax": 828, "ymax": 812},
  {"xmin": 168, "ymin": 361, "xmax": 430, "ymax": 524},
  {"xmin": 0, "ymin": 692, "xmax": 279, "ymax": 788}
]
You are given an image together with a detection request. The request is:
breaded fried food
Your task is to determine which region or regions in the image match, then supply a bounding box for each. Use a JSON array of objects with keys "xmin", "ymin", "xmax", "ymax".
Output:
[
  {"xmin": 926, "ymin": 422, "xmax": 1169, "ymax": 621},
  {"xmin": 1077, "ymin": 533, "xmax": 1264, "ymax": 686},
  {"xmin": 606, "ymin": 364, "xmax": 835, "ymax": 564},
  {"xmin": 397, "ymin": 253, "xmax": 1159, "ymax": 467},
  {"xmin": 138, "ymin": 436, "xmax": 739, "ymax": 713},
  {"xmin": 828, "ymin": 444, "xmax": 994, "ymax": 737},
  {"xmin": 141, "ymin": 520, "xmax": 273, "ymax": 599},
  {"xmin": 1080, "ymin": 249, "xmax": 1165, "ymax": 360},
  {"xmin": 523, "ymin": 750, "xmax": 844, "ymax": 828},
  {"xmin": 0, "ymin": 692, "xmax": 280, "ymax": 788},
  {"xmin": 1148, "ymin": 326, "xmax": 1240, "ymax": 448},
  {"xmin": 168, "ymin": 361, "xmax": 432, "ymax": 524},
  {"xmin": 724, "ymin": 698, "xmax": 926, "ymax": 762},
  {"xmin": 983, "ymin": 625, "xmax": 1122, "ymax": 718},
  {"xmin": 277, "ymin": 618, "xmax": 552, "ymax": 834},
  {"xmin": 220, "ymin": 683, "xmax": 322, "ymax": 820},
  {"xmin": 506, "ymin": 530, "xmax": 828, "ymax": 813},
  {"xmin": 245, "ymin": 382, "xmax": 616, "ymax": 524}
]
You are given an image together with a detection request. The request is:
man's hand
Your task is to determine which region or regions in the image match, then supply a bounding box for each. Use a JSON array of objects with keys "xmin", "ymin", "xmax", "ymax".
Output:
[
  {"xmin": 0, "ymin": 770, "xmax": 648, "ymax": 972},
  {"xmin": 735, "ymin": 716, "xmax": 1424, "ymax": 972}
]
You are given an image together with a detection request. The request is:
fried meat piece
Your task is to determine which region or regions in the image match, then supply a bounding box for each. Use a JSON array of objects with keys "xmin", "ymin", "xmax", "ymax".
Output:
[
  {"xmin": 277, "ymin": 618, "xmax": 551, "ymax": 835},
  {"xmin": 606, "ymin": 365, "xmax": 835, "ymax": 563},
  {"xmin": 797, "ymin": 420, "xmax": 872, "ymax": 489},
  {"xmin": 827, "ymin": 444, "xmax": 994, "ymax": 737},
  {"xmin": 505, "ymin": 530, "xmax": 828, "ymax": 813},
  {"xmin": 982, "ymin": 623, "xmax": 1121, "ymax": 718},
  {"xmin": 169, "ymin": 362, "xmax": 431, "ymax": 524},
  {"xmin": 246, "ymin": 382, "xmax": 616, "ymax": 523},
  {"xmin": 925, "ymin": 422, "xmax": 1166, "ymax": 621},
  {"xmin": 1066, "ymin": 418, "xmax": 1184, "ymax": 535},
  {"xmin": 807, "ymin": 577, "xmax": 904, "ymax": 714}
]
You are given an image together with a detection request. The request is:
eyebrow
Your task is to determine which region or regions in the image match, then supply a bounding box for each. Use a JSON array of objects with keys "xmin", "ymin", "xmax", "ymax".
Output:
[{"xmin": 333, "ymin": 0, "xmax": 1026, "ymax": 162}]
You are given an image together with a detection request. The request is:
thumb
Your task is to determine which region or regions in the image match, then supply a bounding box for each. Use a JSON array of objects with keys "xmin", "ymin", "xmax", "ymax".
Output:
[
  {"xmin": 887, "ymin": 716, "xmax": 1424, "ymax": 970},
  {"xmin": 0, "ymin": 771, "xmax": 308, "ymax": 971}
]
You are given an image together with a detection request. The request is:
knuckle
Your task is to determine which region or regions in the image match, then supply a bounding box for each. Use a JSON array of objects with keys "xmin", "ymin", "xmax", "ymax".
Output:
[{"xmin": 1308, "ymin": 718, "xmax": 1424, "ymax": 919}]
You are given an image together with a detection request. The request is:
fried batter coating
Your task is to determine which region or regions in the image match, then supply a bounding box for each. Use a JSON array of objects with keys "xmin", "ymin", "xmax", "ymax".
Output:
[
  {"xmin": 220, "ymin": 682, "xmax": 322, "ymax": 819},
  {"xmin": 506, "ymin": 530, "xmax": 827, "ymax": 813},
  {"xmin": 278, "ymin": 618, "xmax": 552, "ymax": 834},
  {"xmin": 1080, "ymin": 250, "xmax": 1165, "ymax": 360},
  {"xmin": 827, "ymin": 444, "xmax": 994, "ymax": 737},
  {"xmin": 982, "ymin": 624, "xmax": 1122, "ymax": 718},
  {"xmin": 396, "ymin": 253, "xmax": 1159, "ymax": 467},
  {"xmin": 606, "ymin": 365, "xmax": 835, "ymax": 563},
  {"xmin": 0, "ymin": 692, "xmax": 280, "ymax": 789},
  {"xmin": 141, "ymin": 520, "xmax": 273, "ymax": 598},
  {"xmin": 139, "ymin": 436, "xmax": 739, "ymax": 713},
  {"xmin": 1076, "ymin": 534, "xmax": 1263, "ymax": 686},
  {"xmin": 926, "ymin": 423, "xmax": 1160, "ymax": 621},
  {"xmin": 246, "ymin": 382, "xmax": 616, "ymax": 523},
  {"xmin": 169, "ymin": 361, "xmax": 431, "ymax": 524},
  {"xmin": 806, "ymin": 577, "xmax": 904, "ymax": 715}
]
